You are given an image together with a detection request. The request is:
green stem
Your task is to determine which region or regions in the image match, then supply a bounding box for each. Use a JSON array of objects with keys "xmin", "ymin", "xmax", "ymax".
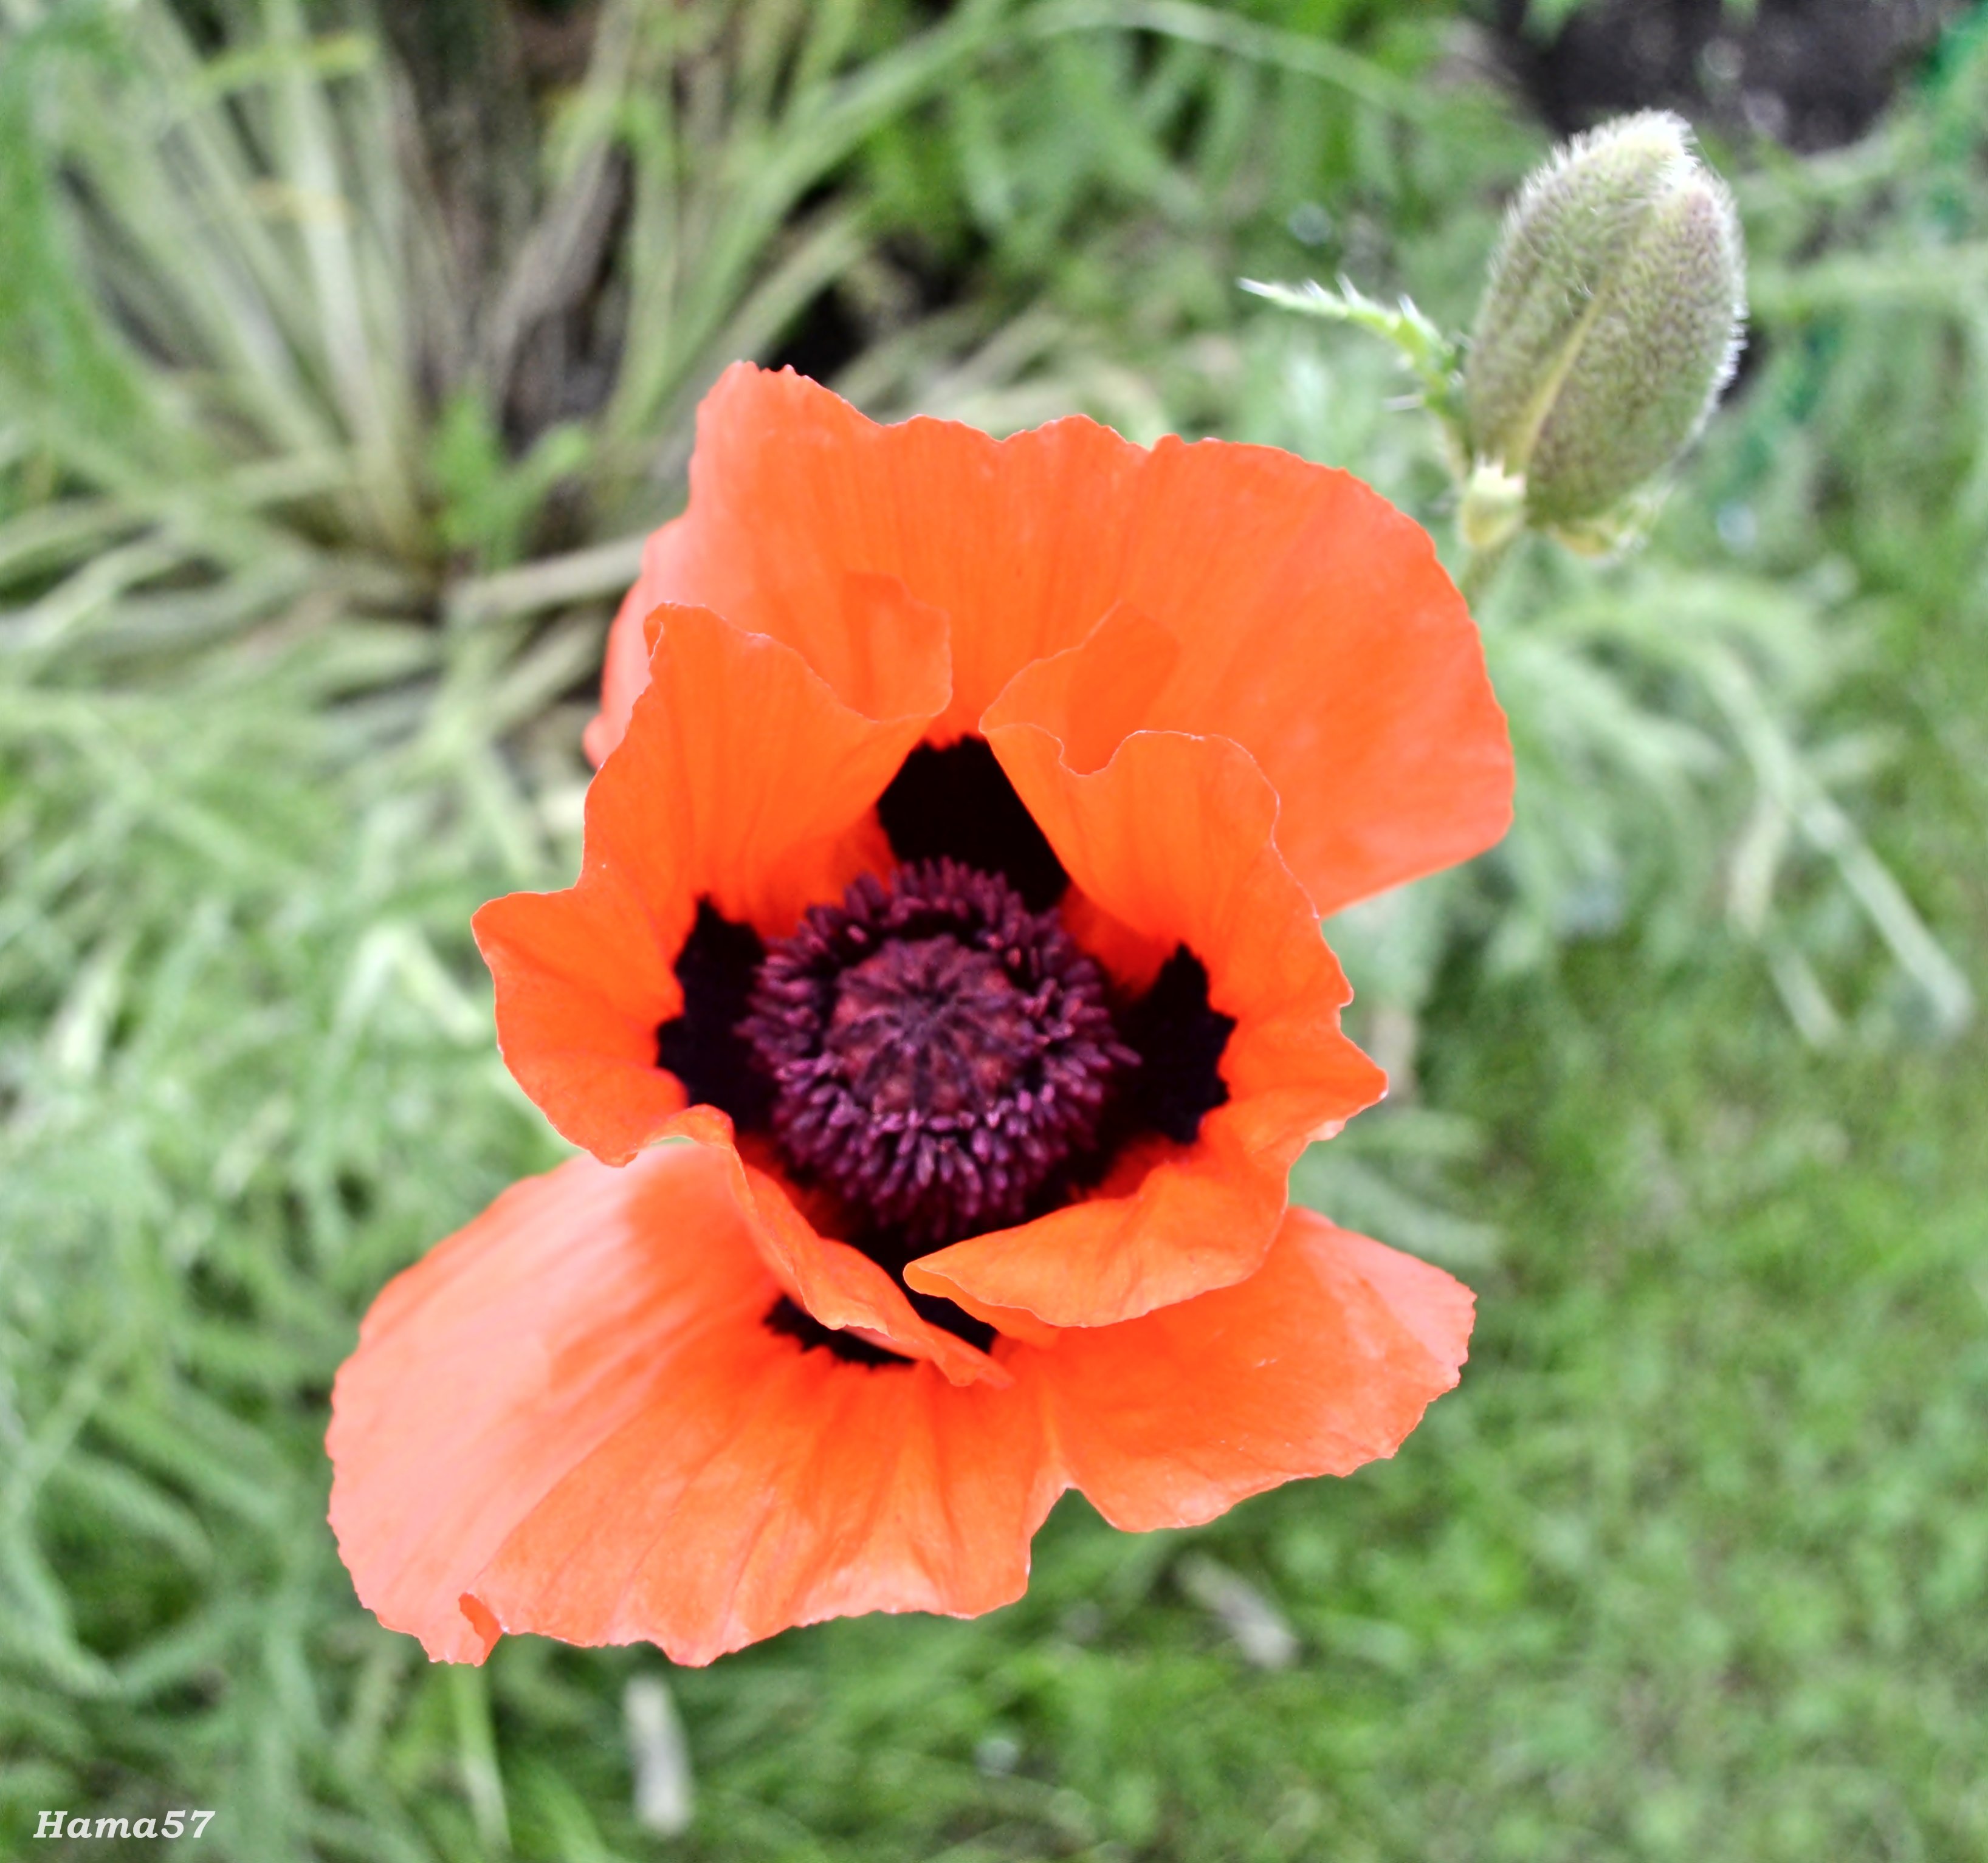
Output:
[{"xmin": 1456, "ymin": 538, "xmax": 1512, "ymax": 610}]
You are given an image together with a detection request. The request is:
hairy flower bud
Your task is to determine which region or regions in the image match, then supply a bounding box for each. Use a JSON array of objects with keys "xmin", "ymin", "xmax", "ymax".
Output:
[{"xmin": 1461, "ymin": 112, "xmax": 1746, "ymax": 546}]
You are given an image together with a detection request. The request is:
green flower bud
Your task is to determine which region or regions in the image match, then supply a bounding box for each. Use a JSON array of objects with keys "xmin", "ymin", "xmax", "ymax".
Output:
[{"xmin": 1462, "ymin": 111, "xmax": 1745, "ymax": 545}]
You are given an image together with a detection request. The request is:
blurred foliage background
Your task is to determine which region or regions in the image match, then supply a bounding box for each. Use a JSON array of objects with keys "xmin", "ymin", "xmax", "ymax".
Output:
[{"xmin": 1, "ymin": 0, "xmax": 1985, "ymax": 1858}]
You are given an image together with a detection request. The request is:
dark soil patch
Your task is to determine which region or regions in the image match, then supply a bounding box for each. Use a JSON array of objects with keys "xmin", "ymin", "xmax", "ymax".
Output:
[{"xmin": 1495, "ymin": 0, "xmax": 1966, "ymax": 150}]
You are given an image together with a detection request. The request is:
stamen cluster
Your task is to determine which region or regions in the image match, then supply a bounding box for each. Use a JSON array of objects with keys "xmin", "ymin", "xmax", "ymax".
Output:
[{"xmin": 743, "ymin": 859, "xmax": 1134, "ymax": 1243}]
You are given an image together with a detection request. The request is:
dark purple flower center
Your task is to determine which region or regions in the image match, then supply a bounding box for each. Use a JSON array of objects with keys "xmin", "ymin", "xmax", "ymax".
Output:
[
  {"xmin": 652, "ymin": 735, "xmax": 1237, "ymax": 1365},
  {"xmin": 742, "ymin": 860, "xmax": 1135, "ymax": 1244}
]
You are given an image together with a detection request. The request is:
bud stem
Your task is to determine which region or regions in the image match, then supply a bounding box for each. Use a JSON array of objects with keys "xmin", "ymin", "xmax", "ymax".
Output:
[{"xmin": 1457, "ymin": 538, "xmax": 1513, "ymax": 611}]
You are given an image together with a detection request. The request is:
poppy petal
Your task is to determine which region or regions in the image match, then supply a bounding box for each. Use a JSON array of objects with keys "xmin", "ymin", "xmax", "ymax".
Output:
[
  {"xmin": 593, "ymin": 362, "xmax": 1149, "ymax": 747},
  {"xmin": 475, "ymin": 592, "xmax": 949, "ymax": 1164},
  {"xmin": 1022, "ymin": 1205, "xmax": 1473, "ymax": 1530},
  {"xmin": 329, "ymin": 1152, "xmax": 1468, "ymax": 1666},
  {"xmin": 327, "ymin": 1148, "xmax": 742, "ymax": 1664},
  {"xmin": 663, "ymin": 1104, "xmax": 1008, "ymax": 1388},
  {"xmin": 906, "ymin": 714, "xmax": 1386, "ymax": 1329},
  {"xmin": 1058, "ymin": 434, "xmax": 1514, "ymax": 916},
  {"xmin": 585, "ymin": 518, "xmax": 687, "ymax": 766},
  {"xmin": 472, "ymin": 1337, "xmax": 1057, "ymax": 1668},
  {"xmin": 328, "ymin": 1142, "xmax": 1059, "ymax": 1667},
  {"xmin": 590, "ymin": 369, "xmax": 1510, "ymax": 914}
]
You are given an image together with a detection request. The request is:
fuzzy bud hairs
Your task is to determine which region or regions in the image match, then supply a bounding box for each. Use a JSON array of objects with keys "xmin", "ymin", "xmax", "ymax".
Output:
[{"xmin": 1460, "ymin": 111, "xmax": 1747, "ymax": 548}]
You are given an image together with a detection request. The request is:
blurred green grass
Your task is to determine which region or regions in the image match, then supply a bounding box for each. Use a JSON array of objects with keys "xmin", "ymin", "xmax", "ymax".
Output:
[{"xmin": 2, "ymin": 2, "xmax": 1986, "ymax": 1859}]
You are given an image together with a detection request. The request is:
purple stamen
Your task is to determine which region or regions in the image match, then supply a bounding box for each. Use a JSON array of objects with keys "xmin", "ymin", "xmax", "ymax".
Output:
[{"xmin": 742, "ymin": 860, "xmax": 1135, "ymax": 1244}]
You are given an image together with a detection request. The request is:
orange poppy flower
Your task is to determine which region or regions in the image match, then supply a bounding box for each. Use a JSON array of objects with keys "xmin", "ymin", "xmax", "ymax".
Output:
[{"xmin": 328, "ymin": 364, "xmax": 1513, "ymax": 1665}]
